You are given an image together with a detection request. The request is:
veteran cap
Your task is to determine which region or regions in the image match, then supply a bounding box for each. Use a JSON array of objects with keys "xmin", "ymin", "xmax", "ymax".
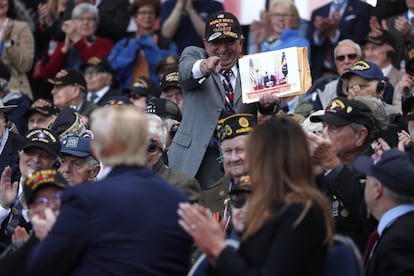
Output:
[
  {"xmin": 341, "ymin": 60, "xmax": 385, "ymax": 81},
  {"xmin": 218, "ymin": 113, "xmax": 257, "ymax": 141},
  {"xmin": 160, "ymin": 71, "xmax": 181, "ymax": 91},
  {"xmin": 79, "ymin": 56, "xmax": 113, "ymax": 74},
  {"xmin": 123, "ymin": 76, "xmax": 161, "ymax": 98},
  {"xmin": 229, "ymin": 174, "xmax": 252, "ymax": 195},
  {"xmin": 354, "ymin": 149, "xmax": 414, "ymax": 197},
  {"xmin": 23, "ymin": 128, "xmax": 60, "ymax": 157},
  {"xmin": 25, "ymin": 98, "xmax": 60, "ymax": 118},
  {"xmin": 48, "ymin": 107, "xmax": 89, "ymax": 140},
  {"xmin": 23, "ymin": 169, "xmax": 69, "ymax": 205},
  {"xmin": 48, "ymin": 69, "xmax": 87, "ymax": 92},
  {"xmin": 362, "ymin": 28, "xmax": 396, "ymax": 49},
  {"xmin": 310, "ymin": 97, "xmax": 374, "ymax": 129},
  {"xmin": 204, "ymin": 11, "xmax": 243, "ymax": 42},
  {"xmin": 60, "ymin": 135, "xmax": 92, "ymax": 158},
  {"xmin": 145, "ymin": 98, "xmax": 182, "ymax": 122}
]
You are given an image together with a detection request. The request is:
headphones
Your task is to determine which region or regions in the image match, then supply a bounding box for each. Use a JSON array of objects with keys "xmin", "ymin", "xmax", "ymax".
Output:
[
  {"xmin": 386, "ymin": 50, "xmax": 394, "ymax": 60},
  {"xmin": 376, "ymin": 81, "xmax": 386, "ymax": 94}
]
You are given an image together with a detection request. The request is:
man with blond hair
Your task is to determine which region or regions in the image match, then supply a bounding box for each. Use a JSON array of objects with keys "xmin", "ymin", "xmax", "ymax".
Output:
[{"xmin": 28, "ymin": 106, "xmax": 193, "ymax": 275}]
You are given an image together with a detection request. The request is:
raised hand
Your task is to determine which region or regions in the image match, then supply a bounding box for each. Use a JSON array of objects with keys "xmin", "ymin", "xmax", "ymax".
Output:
[{"xmin": 0, "ymin": 166, "xmax": 18, "ymax": 209}]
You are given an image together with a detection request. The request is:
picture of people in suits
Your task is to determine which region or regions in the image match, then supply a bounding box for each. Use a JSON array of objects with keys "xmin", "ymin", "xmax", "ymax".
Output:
[{"xmin": 263, "ymin": 71, "xmax": 276, "ymax": 87}]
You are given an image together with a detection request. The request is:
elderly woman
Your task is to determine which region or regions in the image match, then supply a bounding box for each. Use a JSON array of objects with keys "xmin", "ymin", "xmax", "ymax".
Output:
[
  {"xmin": 35, "ymin": 3, "xmax": 113, "ymax": 79},
  {"xmin": 0, "ymin": 0, "xmax": 35, "ymax": 99},
  {"xmin": 249, "ymin": 0, "xmax": 310, "ymax": 56},
  {"xmin": 109, "ymin": 0, "xmax": 177, "ymax": 89},
  {"xmin": 178, "ymin": 116, "xmax": 334, "ymax": 275}
]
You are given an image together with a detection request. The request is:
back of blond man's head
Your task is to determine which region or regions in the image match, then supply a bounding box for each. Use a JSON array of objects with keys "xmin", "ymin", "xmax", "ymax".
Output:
[{"xmin": 90, "ymin": 106, "xmax": 148, "ymax": 167}]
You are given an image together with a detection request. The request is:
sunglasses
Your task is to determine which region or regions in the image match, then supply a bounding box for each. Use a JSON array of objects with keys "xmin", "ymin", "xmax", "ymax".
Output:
[
  {"xmin": 230, "ymin": 192, "xmax": 249, "ymax": 209},
  {"xmin": 335, "ymin": 53, "xmax": 358, "ymax": 62}
]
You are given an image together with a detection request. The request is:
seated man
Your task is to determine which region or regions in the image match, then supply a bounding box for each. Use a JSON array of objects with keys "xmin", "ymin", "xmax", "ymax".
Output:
[
  {"xmin": 25, "ymin": 99, "xmax": 60, "ymax": 131},
  {"xmin": 159, "ymin": 71, "xmax": 183, "ymax": 112},
  {"xmin": 308, "ymin": 97, "xmax": 378, "ymax": 252},
  {"xmin": 123, "ymin": 76, "xmax": 160, "ymax": 111},
  {"xmin": 80, "ymin": 56, "xmax": 128, "ymax": 106},
  {"xmin": 342, "ymin": 60, "xmax": 399, "ymax": 116},
  {"xmin": 201, "ymin": 113, "xmax": 256, "ymax": 222},
  {"xmin": 145, "ymin": 97, "xmax": 181, "ymax": 151},
  {"xmin": 0, "ymin": 128, "xmax": 60, "ymax": 251},
  {"xmin": 145, "ymin": 114, "xmax": 201, "ymax": 203},
  {"xmin": 48, "ymin": 69, "xmax": 97, "ymax": 124},
  {"xmin": 58, "ymin": 135, "xmax": 100, "ymax": 185},
  {"xmin": 0, "ymin": 169, "xmax": 69, "ymax": 275}
]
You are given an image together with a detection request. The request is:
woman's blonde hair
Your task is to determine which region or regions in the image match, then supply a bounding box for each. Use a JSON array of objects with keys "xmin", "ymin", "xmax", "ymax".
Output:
[
  {"xmin": 269, "ymin": 0, "xmax": 300, "ymax": 28},
  {"xmin": 90, "ymin": 106, "xmax": 148, "ymax": 167},
  {"xmin": 243, "ymin": 116, "xmax": 334, "ymax": 246}
]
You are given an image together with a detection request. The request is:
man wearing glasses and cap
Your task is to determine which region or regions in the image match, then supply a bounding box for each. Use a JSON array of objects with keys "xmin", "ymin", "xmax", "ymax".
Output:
[{"xmin": 58, "ymin": 135, "xmax": 101, "ymax": 186}]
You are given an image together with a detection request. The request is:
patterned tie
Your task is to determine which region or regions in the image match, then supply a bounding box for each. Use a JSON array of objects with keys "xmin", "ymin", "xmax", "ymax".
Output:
[
  {"xmin": 89, "ymin": 93, "xmax": 98, "ymax": 103},
  {"xmin": 221, "ymin": 69, "xmax": 235, "ymax": 112},
  {"xmin": 5, "ymin": 195, "xmax": 23, "ymax": 236},
  {"xmin": 363, "ymin": 228, "xmax": 379, "ymax": 265}
]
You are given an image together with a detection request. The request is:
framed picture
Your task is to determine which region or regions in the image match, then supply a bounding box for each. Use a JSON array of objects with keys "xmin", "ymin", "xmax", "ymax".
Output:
[{"xmin": 239, "ymin": 47, "xmax": 311, "ymax": 104}]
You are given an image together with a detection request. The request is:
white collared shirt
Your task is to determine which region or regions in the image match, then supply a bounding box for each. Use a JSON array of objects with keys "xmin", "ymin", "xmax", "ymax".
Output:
[{"xmin": 87, "ymin": 86, "xmax": 110, "ymax": 103}]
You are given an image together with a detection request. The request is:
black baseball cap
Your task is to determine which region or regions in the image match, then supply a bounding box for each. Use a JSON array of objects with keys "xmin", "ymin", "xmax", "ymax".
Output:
[
  {"xmin": 48, "ymin": 69, "xmax": 87, "ymax": 92},
  {"xmin": 204, "ymin": 12, "xmax": 243, "ymax": 42}
]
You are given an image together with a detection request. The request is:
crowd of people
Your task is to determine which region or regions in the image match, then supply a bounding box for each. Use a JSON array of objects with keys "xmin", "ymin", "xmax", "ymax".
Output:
[{"xmin": 0, "ymin": 0, "xmax": 413, "ymax": 275}]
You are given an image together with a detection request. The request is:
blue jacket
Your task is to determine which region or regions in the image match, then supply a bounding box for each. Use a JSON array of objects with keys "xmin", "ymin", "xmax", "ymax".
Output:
[
  {"xmin": 27, "ymin": 165, "xmax": 193, "ymax": 275},
  {"xmin": 109, "ymin": 34, "xmax": 177, "ymax": 89}
]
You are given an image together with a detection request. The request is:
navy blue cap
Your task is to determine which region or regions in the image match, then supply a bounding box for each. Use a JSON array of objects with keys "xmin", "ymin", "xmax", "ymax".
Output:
[
  {"xmin": 354, "ymin": 150, "xmax": 414, "ymax": 196},
  {"xmin": 60, "ymin": 135, "xmax": 92, "ymax": 158},
  {"xmin": 341, "ymin": 60, "xmax": 385, "ymax": 81}
]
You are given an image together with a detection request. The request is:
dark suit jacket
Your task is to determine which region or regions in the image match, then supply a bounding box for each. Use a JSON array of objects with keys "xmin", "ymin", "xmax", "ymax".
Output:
[
  {"xmin": 0, "ymin": 131, "xmax": 25, "ymax": 177},
  {"xmin": 65, "ymin": 0, "xmax": 130, "ymax": 43},
  {"xmin": 96, "ymin": 0, "xmax": 130, "ymax": 42},
  {"xmin": 27, "ymin": 165, "xmax": 193, "ymax": 275},
  {"xmin": 90, "ymin": 87, "xmax": 127, "ymax": 107},
  {"xmin": 366, "ymin": 211, "xmax": 414, "ymax": 276},
  {"xmin": 212, "ymin": 203, "xmax": 328, "ymax": 275},
  {"xmin": 385, "ymin": 12, "xmax": 413, "ymax": 68},
  {"xmin": 168, "ymin": 46, "xmax": 266, "ymax": 180},
  {"xmin": 307, "ymin": 0, "xmax": 373, "ymax": 80}
]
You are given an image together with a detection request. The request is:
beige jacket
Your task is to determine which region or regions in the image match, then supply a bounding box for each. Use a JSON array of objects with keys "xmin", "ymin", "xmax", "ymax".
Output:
[{"xmin": 1, "ymin": 20, "xmax": 34, "ymax": 99}]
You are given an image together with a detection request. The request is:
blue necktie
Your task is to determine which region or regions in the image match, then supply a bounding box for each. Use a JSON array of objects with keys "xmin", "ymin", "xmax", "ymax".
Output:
[{"xmin": 5, "ymin": 195, "xmax": 23, "ymax": 236}]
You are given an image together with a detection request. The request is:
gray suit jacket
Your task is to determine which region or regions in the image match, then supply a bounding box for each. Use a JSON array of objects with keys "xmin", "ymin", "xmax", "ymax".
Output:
[{"xmin": 168, "ymin": 46, "xmax": 257, "ymax": 178}]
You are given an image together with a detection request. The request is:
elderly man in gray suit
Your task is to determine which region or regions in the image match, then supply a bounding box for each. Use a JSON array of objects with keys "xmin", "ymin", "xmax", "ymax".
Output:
[{"xmin": 168, "ymin": 11, "xmax": 279, "ymax": 190}]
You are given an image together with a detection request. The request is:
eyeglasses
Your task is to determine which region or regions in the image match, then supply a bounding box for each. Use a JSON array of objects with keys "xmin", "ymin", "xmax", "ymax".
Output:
[
  {"xmin": 335, "ymin": 53, "xmax": 358, "ymax": 62},
  {"xmin": 230, "ymin": 192, "xmax": 249, "ymax": 209},
  {"xmin": 31, "ymin": 192, "xmax": 63, "ymax": 209}
]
